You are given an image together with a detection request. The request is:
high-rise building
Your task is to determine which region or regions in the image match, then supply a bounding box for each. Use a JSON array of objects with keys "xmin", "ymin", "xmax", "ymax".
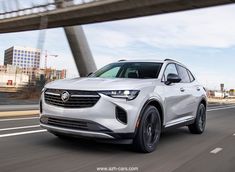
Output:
[{"xmin": 4, "ymin": 46, "xmax": 41, "ymax": 69}]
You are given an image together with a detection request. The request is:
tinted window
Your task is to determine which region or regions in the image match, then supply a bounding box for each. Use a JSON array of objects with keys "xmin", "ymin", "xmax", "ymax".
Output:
[
  {"xmin": 98, "ymin": 66, "xmax": 120, "ymax": 78},
  {"xmin": 163, "ymin": 63, "xmax": 178, "ymax": 81},
  {"xmin": 176, "ymin": 65, "xmax": 190, "ymax": 83},
  {"xmin": 187, "ymin": 70, "xmax": 195, "ymax": 82},
  {"xmin": 91, "ymin": 62, "xmax": 162, "ymax": 79}
]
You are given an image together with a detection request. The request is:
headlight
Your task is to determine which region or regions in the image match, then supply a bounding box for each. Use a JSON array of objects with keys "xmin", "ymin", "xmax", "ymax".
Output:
[{"xmin": 99, "ymin": 90, "xmax": 139, "ymax": 100}]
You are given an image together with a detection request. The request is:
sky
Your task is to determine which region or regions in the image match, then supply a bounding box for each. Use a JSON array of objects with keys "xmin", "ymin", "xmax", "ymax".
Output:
[{"xmin": 0, "ymin": 4, "xmax": 235, "ymax": 90}]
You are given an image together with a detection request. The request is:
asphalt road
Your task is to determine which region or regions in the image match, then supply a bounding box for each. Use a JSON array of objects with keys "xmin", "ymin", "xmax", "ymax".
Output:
[
  {"xmin": 0, "ymin": 93, "xmax": 38, "ymax": 106},
  {"xmin": 0, "ymin": 105, "xmax": 235, "ymax": 172},
  {"xmin": 0, "ymin": 104, "xmax": 38, "ymax": 112}
]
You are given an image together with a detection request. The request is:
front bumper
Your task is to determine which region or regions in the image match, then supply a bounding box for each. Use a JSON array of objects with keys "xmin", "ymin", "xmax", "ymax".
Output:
[
  {"xmin": 40, "ymin": 115, "xmax": 135, "ymax": 139},
  {"xmin": 40, "ymin": 91, "xmax": 145, "ymax": 139},
  {"xmin": 41, "ymin": 124, "xmax": 115, "ymax": 139}
]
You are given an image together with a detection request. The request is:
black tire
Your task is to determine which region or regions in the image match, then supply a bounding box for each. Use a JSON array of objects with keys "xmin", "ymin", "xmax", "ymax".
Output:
[
  {"xmin": 188, "ymin": 103, "xmax": 206, "ymax": 134},
  {"xmin": 133, "ymin": 105, "xmax": 161, "ymax": 153}
]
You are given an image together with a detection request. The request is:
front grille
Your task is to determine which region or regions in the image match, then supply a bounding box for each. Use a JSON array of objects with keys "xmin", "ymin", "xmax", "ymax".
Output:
[
  {"xmin": 40, "ymin": 116, "xmax": 110, "ymax": 132},
  {"xmin": 44, "ymin": 89, "xmax": 100, "ymax": 108}
]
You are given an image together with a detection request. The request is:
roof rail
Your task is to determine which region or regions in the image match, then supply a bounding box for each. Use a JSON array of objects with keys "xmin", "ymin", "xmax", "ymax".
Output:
[
  {"xmin": 164, "ymin": 58, "xmax": 181, "ymax": 63},
  {"xmin": 164, "ymin": 58, "xmax": 175, "ymax": 61},
  {"xmin": 118, "ymin": 59, "xmax": 126, "ymax": 62}
]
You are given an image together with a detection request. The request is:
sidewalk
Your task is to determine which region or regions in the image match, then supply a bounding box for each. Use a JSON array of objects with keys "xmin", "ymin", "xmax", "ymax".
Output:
[{"xmin": 0, "ymin": 110, "xmax": 39, "ymax": 118}]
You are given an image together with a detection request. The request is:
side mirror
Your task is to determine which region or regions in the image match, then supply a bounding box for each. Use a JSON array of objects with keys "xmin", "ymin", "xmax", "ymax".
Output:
[
  {"xmin": 165, "ymin": 73, "xmax": 181, "ymax": 85},
  {"xmin": 87, "ymin": 72, "xmax": 93, "ymax": 77}
]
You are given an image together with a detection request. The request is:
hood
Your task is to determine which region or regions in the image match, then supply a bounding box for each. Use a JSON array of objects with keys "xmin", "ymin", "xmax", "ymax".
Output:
[{"xmin": 45, "ymin": 77, "xmax": 157, "ymax": 90}]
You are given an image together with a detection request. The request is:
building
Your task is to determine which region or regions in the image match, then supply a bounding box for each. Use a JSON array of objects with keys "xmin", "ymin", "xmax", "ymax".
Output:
[
  {"xmin": 0, "ymin": 65, "xmax": 7, "ymax": 73},
  {"xmin": 229, "ymin": 89, "xmax": 235, "ymax": 97},
  {"xmin": 0, "ymin": 65, "xmax": 67, "ymax": 88},
  {"xmin": 214, "ymin": 91, "xmax": 224, "ymax": 98},
  {"xmin": 22, "ymin": 68, "xmax": 67, "ymax": 83},
  {"xmin": 37, "ymin": 68, "xmax": 67, "ymax": 82},
  {"xmin": 4, "ymin": 46, "xmax": 41, "ymax": 69},
  {"xmin": 1, "ymin": 46, "xmax": 66, "ymax": 89},
  {"xmin": 0, "ymin": 65, "xmax": 29, "ymax": 88}
]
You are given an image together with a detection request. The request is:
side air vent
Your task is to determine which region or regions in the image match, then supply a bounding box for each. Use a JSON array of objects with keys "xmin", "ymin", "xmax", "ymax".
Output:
[
  {"xmin": 39, "ymin": 100, "xmax": 42, "ymax": 113},
  {"xmin": 116, "ymin": 106, "xmax": 127, "ymax": 124}
]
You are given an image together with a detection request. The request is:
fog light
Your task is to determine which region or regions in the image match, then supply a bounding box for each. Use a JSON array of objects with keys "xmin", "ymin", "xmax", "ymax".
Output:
[{"xmin": 40, "ymin": 116, "xmax": 48, "ymax": 124}]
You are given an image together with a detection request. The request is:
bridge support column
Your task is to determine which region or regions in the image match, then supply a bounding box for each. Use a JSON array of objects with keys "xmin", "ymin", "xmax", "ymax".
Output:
[
  {"xmin": 57, "ymin": 0, "xmax": 96, "ymax": 77},
  {"xmin": 64, "ymin": 26, "xmax": 97, "ymax": 77}
]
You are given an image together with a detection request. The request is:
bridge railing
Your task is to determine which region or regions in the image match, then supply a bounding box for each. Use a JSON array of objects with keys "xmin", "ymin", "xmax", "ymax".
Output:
[{"xmin": 0, "ymin": 0, "xmax": 104, "ymax": 20}]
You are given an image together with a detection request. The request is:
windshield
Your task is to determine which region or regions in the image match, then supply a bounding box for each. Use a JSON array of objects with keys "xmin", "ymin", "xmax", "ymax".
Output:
[{"xmin": 91, "ymin": 62, "xmax": 163, "ymax": 79}]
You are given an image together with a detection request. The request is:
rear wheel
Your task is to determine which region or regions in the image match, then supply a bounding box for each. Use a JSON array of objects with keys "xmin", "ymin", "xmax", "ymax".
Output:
[
  {"xmin": 133, "ymin": 105, "xmax": 161, "ymax": 153},
  {"xmin": 188, "ymin": 103, "xmax": 206, "ymax": 134}
]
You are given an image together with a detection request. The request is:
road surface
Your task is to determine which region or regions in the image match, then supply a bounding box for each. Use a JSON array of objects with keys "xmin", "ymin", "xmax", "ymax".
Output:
[
  {"xmin": 0, "ymin": 105, "xmax": 235, "ymax": 172},
  {"xmin": 0, "ymin": 93, "xmax": 38, "ymax": 106},
  {"xmin": 0, "ymin": 105, "xmax": 38, "ymax": 112}
]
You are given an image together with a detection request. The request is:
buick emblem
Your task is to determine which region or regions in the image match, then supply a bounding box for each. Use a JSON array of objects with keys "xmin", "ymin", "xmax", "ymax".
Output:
[{"xmin": 61, "ymin": 91, "xmax": 70, "ymax": 102}]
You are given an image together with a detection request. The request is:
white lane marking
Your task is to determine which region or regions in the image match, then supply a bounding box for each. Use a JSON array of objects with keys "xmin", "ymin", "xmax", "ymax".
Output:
[
  {"xmin": 207, "ymin": 106, "xmax": 235, "ymax": 112},
  {"xmin": 0, "ymin": 125, "xmax": 40, "ymax": 132},
  {"xmin": 0, "ymin": 129, "xmax": 46, "ymax": 138},
  {"xmin": 210, "ymin": 148, "xmax": 223, "ymax": 154},
  {"xmin": 209, "ymin": 105, "xmax": 234, "ymax": 109},
  {"xmin": 0, "ymin": 117, "xmax": 39, "ymax": 122}
]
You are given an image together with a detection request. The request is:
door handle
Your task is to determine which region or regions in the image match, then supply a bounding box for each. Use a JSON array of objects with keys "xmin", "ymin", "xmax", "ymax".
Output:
[
  {"xmin": 180, "ymin": 88, "xmax": 185, "ymax": 92},
  {"xmin": 196, "ymin": 87, "xmax": 201, "ymax": 91}
]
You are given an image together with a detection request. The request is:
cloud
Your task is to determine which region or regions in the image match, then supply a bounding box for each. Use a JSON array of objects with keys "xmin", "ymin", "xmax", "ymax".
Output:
[
  {"xmin": 85, "ymin": 28, "xmax": 133, "ymax": 48},
  {"xmin": 83, "ymin": 4, "xmax": 235, "ymax": 89},
  {"xmin": 85, "ymin": 4, "xmax": 235, "ymax": 49}
]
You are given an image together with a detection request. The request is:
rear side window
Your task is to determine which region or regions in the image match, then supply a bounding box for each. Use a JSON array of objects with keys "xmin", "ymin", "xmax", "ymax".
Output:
[
  {"xmin": 176, "ymin": 65, "xmax": 190, "ymax": 83},
  {"xmin": 187, "ymin": 70, "xmax": 195, "ymax": 82}
]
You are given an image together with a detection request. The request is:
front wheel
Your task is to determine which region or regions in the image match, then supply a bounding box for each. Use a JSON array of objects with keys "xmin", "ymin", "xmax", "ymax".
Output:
[
  {"xmin": 188, "ymin": 103, "xmax": 206, "ymax": 134},
  {"xmin": 133, "ymin": 105, "xmax": 161, "ymax": 153}
]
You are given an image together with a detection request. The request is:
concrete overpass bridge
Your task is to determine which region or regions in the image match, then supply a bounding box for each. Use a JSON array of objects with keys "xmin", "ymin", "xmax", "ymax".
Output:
[
  {"xmin": 0, "ymin": 0, "xmax": 234, "ymax": 33},
  {"xmin": 0, "ymin": 0, "xmax": 234, "ymax": 76}
]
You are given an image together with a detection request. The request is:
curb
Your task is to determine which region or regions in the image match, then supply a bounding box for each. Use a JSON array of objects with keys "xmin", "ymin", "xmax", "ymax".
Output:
[{"xmin": 0, "ymin": 110, "xmax": 39, "ymax": 118}]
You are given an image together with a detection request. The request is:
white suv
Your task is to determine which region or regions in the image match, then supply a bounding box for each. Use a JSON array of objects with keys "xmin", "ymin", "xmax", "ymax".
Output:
[{"xmin": 40, "ymin": 59, "xmax": 207, "ymax": 153}]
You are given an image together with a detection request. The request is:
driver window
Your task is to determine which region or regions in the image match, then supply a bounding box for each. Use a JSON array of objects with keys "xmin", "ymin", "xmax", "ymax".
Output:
[
  {"xmin": 163, "ymin": 64, "xmax": 178, "ymax": 81},
  {"xmin": 124, "ymin": 68, "xmax": 139, "ymax": 78}
]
